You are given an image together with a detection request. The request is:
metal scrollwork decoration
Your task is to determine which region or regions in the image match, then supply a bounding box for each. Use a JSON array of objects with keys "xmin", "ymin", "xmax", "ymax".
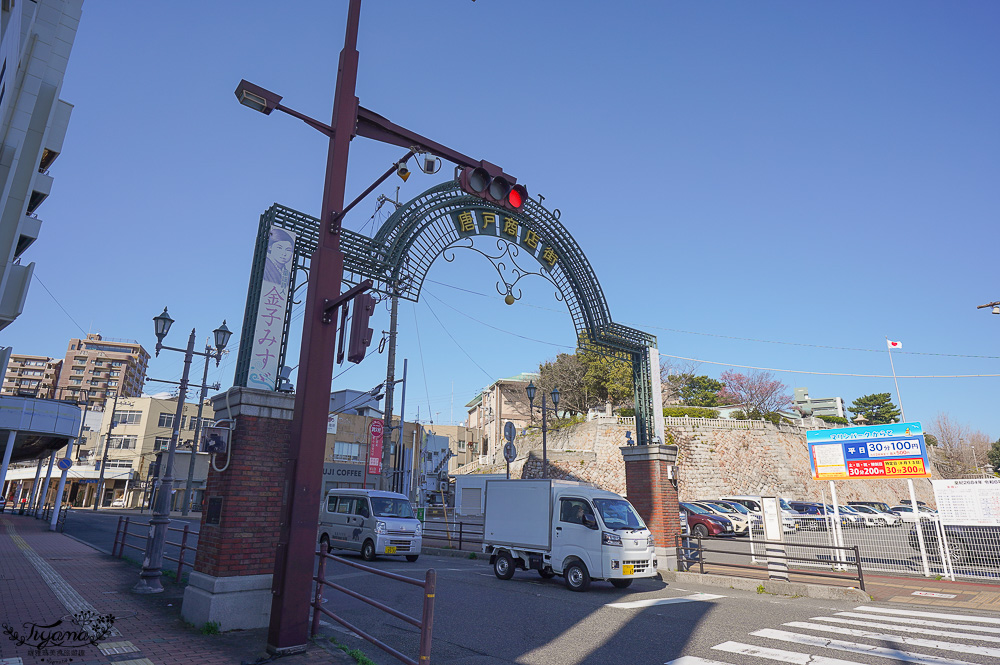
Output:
[{"xmin": 442, "ymin": 237, "xmax": 564, "ymax": 305}]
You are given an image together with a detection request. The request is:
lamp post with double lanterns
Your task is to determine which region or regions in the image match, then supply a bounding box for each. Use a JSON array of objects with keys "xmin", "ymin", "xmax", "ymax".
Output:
[
  {"xmin": 525, "ymin": 381, "xmax": 560, "ymax": 479},
  {"xmin": 133, "ymin": 308, "xmax": 231, "ymax": 594}
]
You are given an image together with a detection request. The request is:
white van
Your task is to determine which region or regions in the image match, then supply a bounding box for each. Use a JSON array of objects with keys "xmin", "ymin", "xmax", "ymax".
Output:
[{"xmin": 318, "ymin": 489, "xmax": 423, "ymax": 562}]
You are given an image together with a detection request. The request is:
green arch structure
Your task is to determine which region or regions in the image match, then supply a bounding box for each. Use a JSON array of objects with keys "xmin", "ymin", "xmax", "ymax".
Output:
[{"xmin": 235, "ymin": 180, "xmax": 661, "ymax": 445}]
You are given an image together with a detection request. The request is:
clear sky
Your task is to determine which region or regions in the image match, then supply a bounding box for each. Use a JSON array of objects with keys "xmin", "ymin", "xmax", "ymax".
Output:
[{"xmin": 5, "ymin": 1, "xmax": 999, "ymax": 439}]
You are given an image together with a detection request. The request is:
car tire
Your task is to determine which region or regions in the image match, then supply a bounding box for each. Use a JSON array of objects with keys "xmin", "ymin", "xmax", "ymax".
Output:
[
  {"xmin": 494, "ymin": 552, "xmax": 515, "ymax": 580},
  {"xmin": 877, "ymin": 518, "xmax": 887, "ymax": 527},
  {"xmin": 564, "ymin": 560, "xmax": 590, "ymax": 592},
  {"xmin": 361, "ymin": 539, "xmax": 377, "ymax": 562},
  {"xmin": 692, "ymin": 524, "xmax": 709, "ymax": 538},
  {"xmin": 611, "ymin": 578, "xmax": 633, "ymax": 589},
  {"xmin": 319, "ymin": 534, "xmax": 330, "ymax": 553},
  {"xmin": 405, "ymin": 555, "xmax": 419, "ymax": 562},
  {"xmin": 538, "ymin": 568, "xmax": 556, "ymax": 579}
]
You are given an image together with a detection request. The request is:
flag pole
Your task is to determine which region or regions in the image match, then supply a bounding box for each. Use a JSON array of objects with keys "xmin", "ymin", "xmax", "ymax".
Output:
[{"xmin": 886, "ymin": 336, "xmax": 906, "ymax": 421}]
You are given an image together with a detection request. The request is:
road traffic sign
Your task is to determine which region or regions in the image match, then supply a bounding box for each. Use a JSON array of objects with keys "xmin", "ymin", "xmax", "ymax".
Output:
[
  {"xmin": 503, "ymin": 421, "xmax": 516, "ymax": 444},
  {"xmin": 56, "ymin": 458, "xmax": 73, "ymax": 472},
  {"xmin": 503, "ymin": 442, "xmax": 516, "ymax": 463}
]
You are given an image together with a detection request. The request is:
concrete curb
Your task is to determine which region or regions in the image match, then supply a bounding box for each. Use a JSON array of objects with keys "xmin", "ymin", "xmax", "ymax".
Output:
[
  {"xmin": 658, "ymin": 569, "xmax": 871, "ymax": 602},
  {"xmin": 421, "ymin": 546, "xmax": 483, "ymax": 559}
]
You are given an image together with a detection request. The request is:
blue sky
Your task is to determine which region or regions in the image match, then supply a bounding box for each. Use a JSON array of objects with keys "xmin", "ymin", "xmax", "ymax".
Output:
[{"xmin": 6, "ymin": 1, "xmax": 999, "ymax": 438}]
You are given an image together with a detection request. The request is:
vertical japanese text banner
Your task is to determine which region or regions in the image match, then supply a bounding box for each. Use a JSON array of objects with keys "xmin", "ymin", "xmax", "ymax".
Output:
[{"xmin": 247, "ymin": 228, "xmax": 297, "ymax": 391}]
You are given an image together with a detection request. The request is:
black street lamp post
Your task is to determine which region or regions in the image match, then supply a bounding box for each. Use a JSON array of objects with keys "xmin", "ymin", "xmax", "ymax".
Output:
[
  {"xmin": 133, "ymin": 308, "xmax": 230, "ymax": 594},
  {"xmin": 526, "ymin": 381, "xmax": 560, "ymax": 479}
]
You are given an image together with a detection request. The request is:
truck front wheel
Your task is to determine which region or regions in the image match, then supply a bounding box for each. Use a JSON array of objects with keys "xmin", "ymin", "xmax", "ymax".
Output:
[
  {"xmin": 611, "ymin": 578, "xmax": 633, "ymax": 589},
  {"xmin": 494, "ymin": 552, "xmax": 515, "ymax": 580},
  {"xmin": 564, "ymin": 560, "xmax": 591, "ymax": 592}
]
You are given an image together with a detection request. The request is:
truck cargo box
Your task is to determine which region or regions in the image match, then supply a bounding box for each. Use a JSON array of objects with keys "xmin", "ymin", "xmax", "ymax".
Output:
[{"xmin": 484, "ymin": 479, "xmax": 552, "ymax": 551}]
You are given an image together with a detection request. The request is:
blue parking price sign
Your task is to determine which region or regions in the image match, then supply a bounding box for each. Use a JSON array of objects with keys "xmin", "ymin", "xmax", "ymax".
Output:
[{"xmin": 806, "ymin": 422, "xmax": 931, "ymax": 480}]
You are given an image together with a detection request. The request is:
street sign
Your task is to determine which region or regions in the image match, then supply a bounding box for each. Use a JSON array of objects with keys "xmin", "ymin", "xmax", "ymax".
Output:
[
  {"xmin": 806, "ymin": 421, "xmax": 931, "ymax": 480},
  {"xmin": 503, "ymin": 421, "xmax": 515, "ymax": 444},
  {"xmin": 503, "ymin": 442, "xmax": 516, "ymax": 463},
  {"xmin": 56, "ymin": 458, "xmax": 73, "ymax": 472}
]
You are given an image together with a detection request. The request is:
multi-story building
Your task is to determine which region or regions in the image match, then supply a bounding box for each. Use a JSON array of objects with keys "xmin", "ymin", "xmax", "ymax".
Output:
[
  {"xmin": 418, "ymin": 424, "xmax": 484, "ymax": 473},
  {"xmin": 0, "ymin": 0, "xmax": 83, "ymax": 331},
  {"xmin": 56, "ymin": 334, "xmax": 150, "ymax": 410},
  {"xmin": 792, "ymin": 387, "xmax": 847, "ymax": 420},
  {"xmin": 1, "ymin": 353, "xmax": 61, "ymax": 397},
  {"xmin": 465, "ymin": 372, "xmax": 537, "ymax": 465}
]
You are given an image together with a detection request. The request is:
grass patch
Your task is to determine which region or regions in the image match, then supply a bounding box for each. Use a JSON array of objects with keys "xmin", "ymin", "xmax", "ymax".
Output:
[
  {"xmin": 756, "ymin": 584, "xmax": 766, "ymax": 594},
  {"xmin": 200, "ymin": 621, "xmax": 221, "ymax": 635},
  {"xmin": 467, "ymin": 552, "xmax": 478, "ymax": 560},
  {"xmin": 330, "ymin": 637, "xmax": 377, "ymax": 665}
]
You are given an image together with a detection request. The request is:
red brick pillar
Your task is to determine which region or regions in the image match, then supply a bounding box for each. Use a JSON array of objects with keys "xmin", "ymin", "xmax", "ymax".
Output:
[
  {"xmin": 621, "ymin": 444, "xmax": 681, "ymax": 554},
  {"xmin": 182, "ymin": 388, "xmax": 296, "ymax": 631}
]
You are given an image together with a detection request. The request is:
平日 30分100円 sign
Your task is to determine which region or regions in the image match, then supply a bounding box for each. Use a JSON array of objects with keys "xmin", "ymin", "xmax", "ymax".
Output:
[{"xmin": 806, "ymin": 422, "xmax": 932, "ymax": 480}]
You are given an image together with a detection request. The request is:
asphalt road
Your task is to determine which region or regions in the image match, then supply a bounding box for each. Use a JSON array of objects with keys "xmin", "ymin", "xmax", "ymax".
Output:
[
  {"xmin": 63, "ymin": 510, "xmax": 201, "ymax": 574},
  {"xmin": 313, "ymin": 552, "xmax": 1000, "ymax": 665}
]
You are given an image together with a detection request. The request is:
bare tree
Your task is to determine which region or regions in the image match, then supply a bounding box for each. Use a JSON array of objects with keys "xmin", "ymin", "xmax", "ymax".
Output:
[
  {"xmin": 718, "ymin": 369, "xmax": 791, "ymax": 415},
  {"xmin": 659, "ymin": 358, "xmax": 701, "ymax": 405},
  {"xmin": 929, "ymin": 413, "xmax": 992, "ymax": 478}
]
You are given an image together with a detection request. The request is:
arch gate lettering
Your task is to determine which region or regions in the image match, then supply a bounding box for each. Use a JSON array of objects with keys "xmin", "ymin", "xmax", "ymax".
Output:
[{"xmin": 235, "ymin": 180, "xmax": 663, "ymax": 446}]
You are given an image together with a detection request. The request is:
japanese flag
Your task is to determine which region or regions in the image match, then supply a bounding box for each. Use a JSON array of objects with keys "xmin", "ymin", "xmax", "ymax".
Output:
[{"xmin": 887, "ymin": 339, "xmax": 903, "ymax": 350}]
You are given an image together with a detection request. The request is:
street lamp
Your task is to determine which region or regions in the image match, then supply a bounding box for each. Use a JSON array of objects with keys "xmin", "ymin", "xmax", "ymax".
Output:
[
  {"xmin": 134, "ymin": 308, "xmax": 230, "ymax": 594},
  {"xmin": 977, "ymin": 301, "xmax": 1000, "ymax": 316},
  {"xmin": 525, "ymin": 381, "xmax": 560, "ymax": 479}
]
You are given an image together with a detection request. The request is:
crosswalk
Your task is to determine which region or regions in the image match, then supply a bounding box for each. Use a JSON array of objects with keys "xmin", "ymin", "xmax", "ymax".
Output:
[{"xmin": 667, "ymin": 605, "xmax": 1000, "ymax": 665}]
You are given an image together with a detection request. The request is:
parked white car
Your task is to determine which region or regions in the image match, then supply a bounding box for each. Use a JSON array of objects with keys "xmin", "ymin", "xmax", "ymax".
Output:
[
  {"xmin": 110, "ymin": 497, "xmax": 126, "ymax": 508},
  {"xmin": 849, "ymin": 504, "xmax": 901, "ymax": 526},
  {"xmin": 692, "ymin": 500, "xmax": 752, "ymax": 536},
  {"xmin": 890, "ymin": 505, "xmax": 938, "ymax": 524}
]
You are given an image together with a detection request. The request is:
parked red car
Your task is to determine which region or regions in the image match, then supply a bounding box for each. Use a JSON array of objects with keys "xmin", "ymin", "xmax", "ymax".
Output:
[{"xmin": 680, "ymin": 502, "xmax": 735, "ymax": 537}]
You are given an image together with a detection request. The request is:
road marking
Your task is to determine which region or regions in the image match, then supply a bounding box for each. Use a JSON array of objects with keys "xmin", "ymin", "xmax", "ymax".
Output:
[
  {"xmin": 608, "ymin": 592, "xmax": 725, "ymax": 609},
  {"xmin": 782, "ymin": 621, "xmax": 1000, "ymax": 659},
  {"xmin": 98, "ymin": 641, "xmax": 141, "ymax": 656},
  {"xmin": 912, "ymin": 591, "xmax": 957, "ymax": 598},
  {"xmin": 854, "ymin": 605, "xmax": 1000, "ymax": 624},
  {"xmin": 834, "ymin": 611, "xmax": 999, "ymax": 634},
  {"xmin": 665, "ymin": 657, "xmax": 733, "ymax": 665},
  {"xmin": 811, "ymin": 615, "xmax": 1000, "ymax": 644},
  {"xmin": 752, "ymin": 628, "xmax": 977, "ymax": 665},
  {"xmin": 711, "ymin": 640, "xmax": 863, "ymax": 664}
]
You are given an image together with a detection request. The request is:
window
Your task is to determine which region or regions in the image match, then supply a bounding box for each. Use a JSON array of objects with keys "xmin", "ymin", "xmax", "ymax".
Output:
[
  {"xmin": 336, "ymin": 498, "xmax": 354, "ymax": 514},
  {"xmin": 333, "ymin": 441, "xmax": 361, "ymax": 460},
  {"xmin": 93, "ymin": 361, "xmax": 104, "ymax": 367},
  {"xmin": 70, "ymin": 378, "xmax": 81, "ymax": 385},
  {"xmin": 112, "ymin": 361, "xmax": 125, "ymax": 367},
  {"xmin": 108, "ymin": 381, "xmax": 118, "ymax": 387},
  {"xmin": 112, "ymin": 410, "xmax": 142, "ymax": 426},
  {"xmin": 355, "ymin": 500, "xmax": 370, "ymax": 518},
  {"xmin": 158, "ymin": 413, "xmax": 175, "ymax": 428},
  {"xmin": 105, "ymin": 459, "xmax": 133, "ymax": 469},
  {"xmin": 559, "ymin": 498, "xmax": 596, "ymax": 526},
  {"xmin": 154, "ymin": 437, "xmax": 170, "ymax": 451},
  {"xmin": 457, "ymin": 441, "xmax": 467, "ymax": 452},
  {"xmin": 180, "ymin": 416, "xmax": 187, "ymax": 430},
  {"xmin": 72, "ymin": 369, "xmax": 84, "ymax": 375},
  {"xmin": 327, "ymin": 496, "xmax": 339, "ymax": 513},
  {"xmin": 109, "ymin": 435, "xmax": 137, "ymax": 450},
  {"xmin": 110, "ymin": 371, "xmax": 121, "ymax": 377}
]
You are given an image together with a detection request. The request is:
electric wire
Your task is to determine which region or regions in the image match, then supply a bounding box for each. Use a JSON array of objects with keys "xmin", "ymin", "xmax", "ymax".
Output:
[
  {"xmin": 31, "ymin": 272, "xmax": 87, "ymax": 335},
  {"xmin": 421, "ymin": 297, "xmax": 493, "ymax": 381},
  {"xmin": 422, "ymin": 289, "xmax": 572, "ymax": 349},
  {"xmin": 411, "ymin": 303, "xmax": 433, "ymax": 423}
]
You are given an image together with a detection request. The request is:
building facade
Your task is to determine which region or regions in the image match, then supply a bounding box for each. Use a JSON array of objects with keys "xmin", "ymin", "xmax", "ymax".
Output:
[
  {"xmin": 792, "ymin": 386, "xmax": 846, "ymax": 420},
  {"xmin": 1, "ymin": 352, "xmax": 61, "ymax": 397},
  {"xmin": 56, "ymin": 334, "xmax": 150, "ymax": 410},
  {"xmin": 465, "ymin": 372, "xmax": 536, "ymax": 465},
  {"xmin": 0, "ymin": 0, "xmax": 83, "ymax": 331}
]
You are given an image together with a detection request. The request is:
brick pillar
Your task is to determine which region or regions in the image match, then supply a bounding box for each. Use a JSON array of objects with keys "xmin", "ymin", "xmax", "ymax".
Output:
[
  {"xmin": 621, "ymin": 444, "xmax": 681, "ymax": 555},
  {"xmin": 182, "ymin": 388, "xmax": 295, "ymax": 631}
]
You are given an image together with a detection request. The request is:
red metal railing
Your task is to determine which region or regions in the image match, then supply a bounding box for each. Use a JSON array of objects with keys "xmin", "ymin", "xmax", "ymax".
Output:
[
  {"xmin": 311, "ymin": 543, "xmax": 437, "ymax": 665},
  {"xmin": 112, "ymin": 516, "xmax": 194, "ymax": 581}
]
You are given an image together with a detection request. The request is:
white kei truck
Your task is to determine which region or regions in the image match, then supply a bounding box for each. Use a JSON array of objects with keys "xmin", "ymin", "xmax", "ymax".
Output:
[{"xmin": 482, "ymin": 479, "xmax": 657, "ymax": 591}]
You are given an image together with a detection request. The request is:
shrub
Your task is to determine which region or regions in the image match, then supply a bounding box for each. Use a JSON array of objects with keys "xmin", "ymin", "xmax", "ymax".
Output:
[
  {"xmin": 817, "ymin": 415, "xmax": 849, "ymax": 425},
  {"xmin": 663, "ymin": 407, "xmax": 719, "ymax": 419}
]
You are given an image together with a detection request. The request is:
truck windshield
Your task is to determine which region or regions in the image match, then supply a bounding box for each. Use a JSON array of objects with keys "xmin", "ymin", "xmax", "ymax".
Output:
[
  {"xmin": 594, "ymin": 498, "xmax": 646, "ymax": 530},
  {"xmin": 370, "ymin": 498, "xmax": 415, "ymax": 519}
]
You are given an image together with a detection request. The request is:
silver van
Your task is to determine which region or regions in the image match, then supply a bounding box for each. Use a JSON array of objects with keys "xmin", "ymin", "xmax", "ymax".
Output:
[{"xmin": 318, "ymin": 489, "xmax": 422, "ymax": 562}]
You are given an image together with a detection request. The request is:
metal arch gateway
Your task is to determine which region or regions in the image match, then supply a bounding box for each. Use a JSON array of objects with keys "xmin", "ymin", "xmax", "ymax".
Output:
[{"xmin": 235, "ymin": 180, "xmax": 662, "ymax": 445}]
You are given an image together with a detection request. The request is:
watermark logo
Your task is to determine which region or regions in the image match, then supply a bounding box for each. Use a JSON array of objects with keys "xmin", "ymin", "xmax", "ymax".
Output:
[{"xmin": 2, "ymin": 609, "xmax": 114, "ymax": 649}]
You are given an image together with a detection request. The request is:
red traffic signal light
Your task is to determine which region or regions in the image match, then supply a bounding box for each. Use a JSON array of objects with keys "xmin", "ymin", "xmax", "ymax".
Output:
[
  {"xmin": 347, "ymin": 293, "xmax": 376, "ymax": 364},
  {"xmin": 459, "ymin": 165, "xmax": 526, "ymax": 211}
]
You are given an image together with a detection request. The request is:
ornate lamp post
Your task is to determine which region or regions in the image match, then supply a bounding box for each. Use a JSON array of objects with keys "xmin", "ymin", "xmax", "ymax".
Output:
[
  {"xmin": 526, "ymin": 381, "xmax": 560, "ymax": 479},
  {"xmin": 133, "ymin": 308, "xmax": 230, "ymax": 594}
]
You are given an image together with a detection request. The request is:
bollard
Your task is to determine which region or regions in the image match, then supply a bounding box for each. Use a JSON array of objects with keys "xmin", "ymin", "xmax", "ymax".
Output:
[
  {"xmin": 418, "ymin": 569, "xmax": 437, "ymax": 663},
  {"xmin": 178, "ymin": 524, "xmax": 190, "ymax": 580},
  {"xmin": 311, "ymin": 542, "xmax": 329, "ymax": 637}
]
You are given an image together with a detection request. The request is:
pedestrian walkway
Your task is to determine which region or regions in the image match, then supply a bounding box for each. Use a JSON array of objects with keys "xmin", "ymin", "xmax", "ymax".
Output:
[
  {"xmin": 0, "ymin": 513, "xmax": 349, "ymax": 665},
  {"xmin": 668, "ymin": 603, "xmax": 1000, "ymax": 665}
]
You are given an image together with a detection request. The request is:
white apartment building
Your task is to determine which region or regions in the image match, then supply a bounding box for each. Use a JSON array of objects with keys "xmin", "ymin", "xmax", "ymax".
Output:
[{"xmin": 0, "ymin": 0, "xmax": 83, "ymax": 330}]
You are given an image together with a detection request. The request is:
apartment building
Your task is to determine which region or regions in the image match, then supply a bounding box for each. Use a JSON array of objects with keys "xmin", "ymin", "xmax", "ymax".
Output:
[
  {"xmin": 465, "ymin": 373, "xmax": 536, "ymax": 465},
  {"xmin": 56, "ymin": 334, "xmax": 150, "ymax": 409},
  {"xmin": 1, "ymin": 352, "xmax": 61, "ymax": 397},
  {"xmin": 0, "ymin": 0, "xmax": 83, "ymax": 331},
  {"xmin": 792, "ymin": 386, "xmax": 847, "ymax": 420}
]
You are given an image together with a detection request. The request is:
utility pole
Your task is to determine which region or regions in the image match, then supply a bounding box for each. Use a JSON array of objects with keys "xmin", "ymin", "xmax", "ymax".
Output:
[
  {"xmin": 183, "ymin": 342, "xmax": 220, "ymax": 516},
  {"xmin": 94, "ymin": 388, "xmax": 122, "ymax": 510},
  {"xmin": 380, "ymin": 281, "xmax": 401, "ymax": 491},
  {"xmin": 393, "ymin": 359, "xmax": 407, "ymax": 492}
]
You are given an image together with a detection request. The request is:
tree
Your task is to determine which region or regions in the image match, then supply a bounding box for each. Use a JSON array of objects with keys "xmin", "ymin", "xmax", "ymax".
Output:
[
  {"xmin": 929, "ymin": 413, "xmax": 992, "ymax": 478},
  {"xmin": 847, "ymin": 393, "xmax": 900, "ymax": 425},
  {"xmin": 537, "ymin": 349, "xmax": 633, "ymax": 418},
  {"xmin": 718, "ymin": 370, "xmax": 791, "ymax": 416},
  {"xmin": 581, "ymin": 351, "xmax": 633, "ymax": 411},
  {"xmin": 988, "ymin": 438, "xmax": 1000, "ymax": 474},
  {"xmin": 676, "ymin": 375, "xmax": 725, "ymax": 407}
]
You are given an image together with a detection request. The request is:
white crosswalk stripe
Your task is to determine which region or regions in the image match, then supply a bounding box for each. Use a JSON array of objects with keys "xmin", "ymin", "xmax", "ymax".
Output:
[
  {"xmin": 608, "ymin": 592, "xmax": 725, "ymax": 609},
  {"xmin": 665, "ymin": 604, "xmax": 1000, "ymax": 665}
]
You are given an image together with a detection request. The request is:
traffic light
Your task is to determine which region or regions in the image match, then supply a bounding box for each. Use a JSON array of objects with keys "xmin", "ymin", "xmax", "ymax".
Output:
[
  {"xmin": 347, "ymin": 293, "xmax": 376, "ymax": 363},
  {"xmin": 458, "ymin": 164, "xmax": 527, "ymax": 211}
]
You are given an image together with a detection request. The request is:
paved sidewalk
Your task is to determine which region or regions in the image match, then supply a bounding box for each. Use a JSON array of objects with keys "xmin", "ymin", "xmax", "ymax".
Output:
[{"xmin": 0, "ymin": 513, "xmax": 350, "ymax": 665}]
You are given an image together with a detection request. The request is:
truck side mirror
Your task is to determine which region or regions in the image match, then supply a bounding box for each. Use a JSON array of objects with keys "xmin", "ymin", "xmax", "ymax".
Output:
[{"xmin": 583, "ymin": 514, "xmax": 598, "ymax": 530}]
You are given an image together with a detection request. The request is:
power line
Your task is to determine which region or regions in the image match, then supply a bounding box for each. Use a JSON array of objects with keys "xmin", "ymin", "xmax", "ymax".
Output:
[
  {"xmin": 32, "ymin": 272, "xmax": 87, "ymax": 335},
  {"xmin": 658, "ymin": 353, "xmax": 1000, "ymax": 379},
  {"xmin": 411, "ymin": 303, "xmax": 433, "ymax": 423},
  {"xmin": 423, "ymin": 289, "xmax": 572, "ymax": 349},
  {"xmin": 421, "ymin": 297, "xmax": 493, "ymax": 381}
]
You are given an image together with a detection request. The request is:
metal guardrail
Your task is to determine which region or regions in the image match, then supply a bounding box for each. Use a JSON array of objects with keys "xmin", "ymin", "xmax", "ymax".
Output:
[
  {"xmin": 675, "ymin": 534, "xmax": 865, "ymax": 591},
  {"xmin": 112, "ymin": 516, "xmax": 195, "ymax": 581},
  {"xmin": 311, "ymin": 543, "xmax": 437, "ymax": 665},
  {"xmin": 420, "ymin": 520, "xmax": 485, "ymax": 550}
]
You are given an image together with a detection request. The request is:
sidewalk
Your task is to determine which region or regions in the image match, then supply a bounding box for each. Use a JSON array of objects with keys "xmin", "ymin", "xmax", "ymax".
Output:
[{"xmin": 0, "ymin": 513, "xmax": 350, "ymax": 665}]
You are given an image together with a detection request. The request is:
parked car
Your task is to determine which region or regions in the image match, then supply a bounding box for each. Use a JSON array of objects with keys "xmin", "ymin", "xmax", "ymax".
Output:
[
  {"xmin": 907, "ymin": 522, "xmax": 1000, "ymax": 566},
  {"xmin": 718, "ymin": 495, "xmax": 798, "ymax": 532},
  {"xmin": 890, "ymin": 505, "xmax": 938, "ymax": 524},
  {"xmin": 680, "ymin": 502, "xmax": 735, "ymax": 538},
  {"xmin": 691, "ymin": 501, "xmax": 751, "ymax": 536},
  {"xmin": 848, "ymin": 500, "xmax": 894, "ymax": 513},
  {"xmin": 849, "ymin": 504, "xmax": 901, "ymax": 526},
  {"xmin": 110, "ymin": 497, "xmax": 126, "ymax": 508},
  {"xmin": 788, "ymin": 501, "xmax": 837, "ymax": 530},
  {"xmin": 837, "ymin": 505, "xmax": 871, "ymax": 528}
]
